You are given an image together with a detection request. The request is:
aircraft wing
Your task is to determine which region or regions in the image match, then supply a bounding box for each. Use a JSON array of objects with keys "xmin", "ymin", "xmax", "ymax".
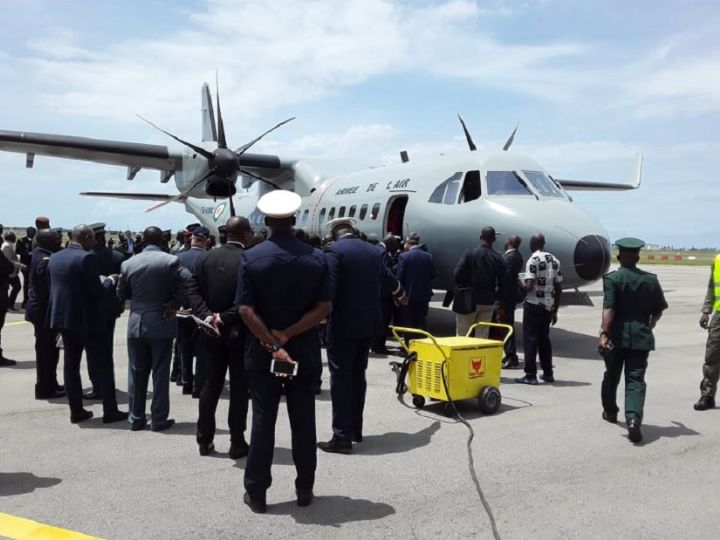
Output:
[
  {"xmin": 0, "ymin": 129, "xmax": 183, "ymax": 175},
  {"xmin": 555, "ymin": 153, "xmax": 642, "ymax": 191},
  {"xmin": 80, "ymin": 191, "xmax": 186, "ymax": 202}
]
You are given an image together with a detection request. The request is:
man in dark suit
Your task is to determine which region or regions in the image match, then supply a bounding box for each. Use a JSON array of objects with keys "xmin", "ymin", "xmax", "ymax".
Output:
[
  {"xmin": 15, "ymin": 226, "xmax": 36, "ymax": 309},
  {"xmin": 47, "ymin": 225, "xmax": 126, "ymax": 424},
  {"xmin": 319, "ymin": 220, "xmax": 406, "ymax": 454},
  {"xmin": 371, "ymin": 234, "xmax": 400, "ymax": 354},
  {"xmin": 396, "ymin": 234, "xmax": 436, "ymax": 331},
  {"xmin": 237, "ymin": 191, "xmax": 332, "ymax": 513},
  {"xmin": 176, "ymin": 226, "xmax": 210, "ymax": 397},
  {"xmin": 187, "ymin": 217, "xmax": 254, "ymax": 458},
  {"xmin": 501, "ymin": 235, "xmax": 524, "ymax": 369},
  {"xmin": 25, "ymin": 228, "xmax": 64, "ymax": 398},
  {"xmin": 118, "ymin": 226, "xmax": 185, "ymax": 431},
  {"xmin": 0, "ymin": 238, "xmax": 15, "ymax": 367}
]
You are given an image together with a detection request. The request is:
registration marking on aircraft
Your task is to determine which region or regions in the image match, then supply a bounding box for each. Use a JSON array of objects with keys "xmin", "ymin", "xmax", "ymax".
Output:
[{"xmin": 0, "ymin": 512, "xmax": 102, "ymax": 540}]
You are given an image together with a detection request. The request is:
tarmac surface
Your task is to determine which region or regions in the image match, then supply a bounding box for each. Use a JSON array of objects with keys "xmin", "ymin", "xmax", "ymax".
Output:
[{"xmin": 1, "ymin": 265, "xmax": 718, "ymax": 539}]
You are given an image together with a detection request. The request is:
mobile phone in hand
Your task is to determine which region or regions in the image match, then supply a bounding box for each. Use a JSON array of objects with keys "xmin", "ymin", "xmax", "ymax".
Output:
[{"xmin": 271, "ymin": 359, "xmax": 298, "ymax": 377}]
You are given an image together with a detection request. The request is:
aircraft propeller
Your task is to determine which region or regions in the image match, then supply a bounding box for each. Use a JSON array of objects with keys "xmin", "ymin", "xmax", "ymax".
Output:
[
  {"xmin": 503, "ymin": 123, "xmax": 518, "ymax": 151},
  {"xmin": 457, "ymin": 114, "xmax": 477, "ymax": 151},
  {"xmin": 140, "ymin": 80, "xmax": 294, "ymax": 216}
]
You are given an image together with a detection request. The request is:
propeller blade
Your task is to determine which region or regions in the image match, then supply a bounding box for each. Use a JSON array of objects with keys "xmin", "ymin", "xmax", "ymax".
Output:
[
  {"xmin": 239, "ymin": 168, "xmax": 281, "ymax": 190},
  {"xmin": 503, "ymin": 123, "xmax": 518, "ymax": 151},
  {"xmin": 228, "ymin": 179, "xmax": 236, "ymax": 217},
  {"xmin": 235, "ymin": 117, "xmax": 295, "ymax": 156},
  {"xmin": 137, "ymin": 115, "xmax": 214, "ymax": 160},
  {"xmin": 145, "ymin": 171, "xmax": 212, "ymax": 212},
  {"xmin": 458, "ymin": 114, "xmax": 477, "ymax": 151},
  {"xmin": 215, "ymin": 73, "xmax": 227, "ymax": 149}
]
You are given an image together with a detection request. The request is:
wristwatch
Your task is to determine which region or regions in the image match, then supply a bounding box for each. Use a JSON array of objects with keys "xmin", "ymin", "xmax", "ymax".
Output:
[{"xmin": 599, "ymin": 329, "xmax": 609, "ymax": 337}]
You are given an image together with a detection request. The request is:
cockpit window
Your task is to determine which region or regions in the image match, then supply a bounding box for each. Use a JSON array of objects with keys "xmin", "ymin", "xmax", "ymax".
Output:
[
  {"xmin": 429, "ymin": 172, "xmax": 462, "ymax": 204},
  {"xmin": 486, "ymin": 171, "xmax": 533, "ymax": 196},
  {"xmin": 522, "ymin": 170, "xmax": 564, "ymax": 198},
  {"xmin": 459, "ymin": 170, "xmax": 481, "ymax": 203}
]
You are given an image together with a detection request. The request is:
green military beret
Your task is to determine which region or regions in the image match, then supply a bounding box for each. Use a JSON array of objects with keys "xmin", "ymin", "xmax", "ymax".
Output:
[{"xmin": 615, "ymin": 237, "xmax": 645, "ymax": 252}]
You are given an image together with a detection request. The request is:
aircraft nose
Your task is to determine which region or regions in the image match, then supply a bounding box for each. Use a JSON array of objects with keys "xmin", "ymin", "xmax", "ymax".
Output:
[{"xmin": 573, "ymin": 234, "xmax": 611, "ymax": 281}]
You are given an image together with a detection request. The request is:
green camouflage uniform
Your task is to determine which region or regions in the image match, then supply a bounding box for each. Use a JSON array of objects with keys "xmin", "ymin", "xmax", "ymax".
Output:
[
  {"xmin": 601, "ymin": 266, "xmax": 668, "ymax": 423},
  {"xmin": 700, "ymin": 271, "xmax": 720, "ymax": 397}
]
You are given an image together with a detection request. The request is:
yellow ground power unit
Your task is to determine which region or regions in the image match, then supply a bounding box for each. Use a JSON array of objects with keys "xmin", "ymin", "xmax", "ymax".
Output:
[{"xmin": 390, "ymin": 322, "xmax": 513, "ymax": 414}]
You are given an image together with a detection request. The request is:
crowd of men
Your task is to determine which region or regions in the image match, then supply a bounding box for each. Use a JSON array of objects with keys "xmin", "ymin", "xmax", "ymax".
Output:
[{"xmin": 0, "ymin": 190, "xmax": 718, "ymax": 512}]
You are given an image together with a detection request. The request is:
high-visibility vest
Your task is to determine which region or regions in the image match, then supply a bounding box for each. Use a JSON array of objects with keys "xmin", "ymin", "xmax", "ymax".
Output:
[{"xmin": 714, "ymin": 254, "xmax": 720, "ymax": 312}]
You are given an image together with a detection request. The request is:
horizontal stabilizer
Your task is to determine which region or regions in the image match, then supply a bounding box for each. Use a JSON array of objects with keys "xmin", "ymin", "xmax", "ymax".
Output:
[
  {"xmin": 556, "ymin": 152, "xmax": 642, "ymax": 191},
  {"xmin": 80, "ymin": 191, "xmax": 186, "ymax": 202}
]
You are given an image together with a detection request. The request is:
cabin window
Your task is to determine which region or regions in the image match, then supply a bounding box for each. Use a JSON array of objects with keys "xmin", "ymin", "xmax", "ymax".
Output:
[
  {"xmin": 429, "ymin": 172, "xmax": 462, "ymax": 204},
  {"xmin": 349, "ymin": 205, "xmax": 357, "ymax": 217},
  {"xmin": 302, "ymin": 209, "xmax": 309, "ymax": 223},
  {"xmin": 459, "ymin": 170, "xmax": 481, "ymax": 203},
  {"xmin": 319, "ymin": 208, "xmax": 326, "ymax": 224},
  {"xmin": 339, "ymin": 206, "xmax": 346, "ymax": 218},
  {"xmin": 522, "ymin": 170, "xmax": 564, "ymax": 198},
  {"xmin": 486, "ymin": 171, "xmax": 533, "ymax": 196},
  {"xmin": 359, "ymin": 204, "xmax": 368, "ymax": 220},
  {"xmin": 328, "ymin": 207, "xmax": 336, "ymax": 220},
  {"xmin": 371, "ymin": 203, "xmax": 381, "ymax": 220}
]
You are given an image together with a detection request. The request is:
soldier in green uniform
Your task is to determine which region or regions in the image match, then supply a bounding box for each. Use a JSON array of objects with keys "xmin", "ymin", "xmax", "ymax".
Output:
[
  {"xmin": 693, "ymin": 253, "xmax": 720, "ymax": 410},
  {"xmin": 598, "ymin": 237, "xmax": 668, "ymax": 444}
]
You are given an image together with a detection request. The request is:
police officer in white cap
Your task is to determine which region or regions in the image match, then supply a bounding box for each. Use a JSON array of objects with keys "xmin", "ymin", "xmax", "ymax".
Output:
[{"xmin": 236, "ymin": 190, "xmax": 332, "ymax": 513}]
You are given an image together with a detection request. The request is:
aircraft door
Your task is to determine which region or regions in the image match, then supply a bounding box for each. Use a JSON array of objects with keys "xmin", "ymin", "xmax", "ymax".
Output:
[{"xmin": 385, "ymin": 195, "xmax": 408, "ymax": 237}]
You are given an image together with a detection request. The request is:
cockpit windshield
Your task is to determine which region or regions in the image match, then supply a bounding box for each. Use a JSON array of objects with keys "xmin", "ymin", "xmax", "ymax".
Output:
[
  {"xmin": 428, "ymin": 172, "xmax": 462, "ymax": 204},
  {"xmin": 522, "ymin": 170, "xmax": 564, "ymax": 198},
  {"xmin": 486, "ymin": 171, "xmax": 533, "ymax": 196}
]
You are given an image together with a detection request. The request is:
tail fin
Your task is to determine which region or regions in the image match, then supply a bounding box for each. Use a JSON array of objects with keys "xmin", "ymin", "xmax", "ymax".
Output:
[{"xmin": 201, "ymin": 83, "xmax": 217, "ymax": 143}]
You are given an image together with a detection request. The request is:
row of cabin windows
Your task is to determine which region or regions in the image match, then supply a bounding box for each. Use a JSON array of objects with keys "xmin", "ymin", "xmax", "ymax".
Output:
[
  {"xmin": 294, "ymin": 202, "xmax": 382, "ymax": 226},
  {"xmin": 429, "ymin": 169, "xmax": 566, "ymax": 205}
]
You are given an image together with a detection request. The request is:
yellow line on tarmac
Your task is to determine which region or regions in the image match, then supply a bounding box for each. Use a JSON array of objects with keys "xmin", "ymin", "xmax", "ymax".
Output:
[
  {"xmin": 0, "ymin": 512, "xmax": 102, "ymax": 540},
  {"xmin": 5, "ymin": 321, "xmax": 29, "ymax": 327}
]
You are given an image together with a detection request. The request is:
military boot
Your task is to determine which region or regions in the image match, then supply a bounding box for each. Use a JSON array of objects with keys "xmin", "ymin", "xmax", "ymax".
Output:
[{"xmin": 693, "ymin": 395, "xmax": 715, "ymax": 411}]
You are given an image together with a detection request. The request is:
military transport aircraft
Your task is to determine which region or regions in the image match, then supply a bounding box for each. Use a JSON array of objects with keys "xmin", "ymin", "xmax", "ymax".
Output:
[{"xmin": 0, "ymin": 82, "xmax": 641, "ymax": 291}]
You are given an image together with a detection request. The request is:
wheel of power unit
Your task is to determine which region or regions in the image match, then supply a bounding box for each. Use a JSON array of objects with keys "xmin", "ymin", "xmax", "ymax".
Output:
[
  {"xmin": 411, "ymin": 395, "xmax": 426, "ymax": 409},
  {"xmin": 479, "ymin": 386, "xmax": 501, "ymax": 414}
]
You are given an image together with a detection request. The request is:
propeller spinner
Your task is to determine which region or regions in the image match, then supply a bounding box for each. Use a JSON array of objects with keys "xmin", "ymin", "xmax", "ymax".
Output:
[{"xmin": 140, "ymin": 81, "xmax": 294, "ymax": 216}]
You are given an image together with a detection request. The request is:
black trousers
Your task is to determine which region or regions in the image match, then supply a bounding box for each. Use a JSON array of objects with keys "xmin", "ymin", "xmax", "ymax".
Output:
[
  {"xmin": 87, "ymin": 319, "xmax": 116, "ymax": 394},
  {"xmin": 502, "ymin": 301, "xmax": 519, "ymax": 362},
  {"xmin": 523, "ymin": 302, "xmax": 553, "ymax": 377},
  {"xmin": 33, "ymin": 323, "xmax": 60, "ymax": 395},
  {"xmin": 7, "ymin": 275, "xmax": 21, "ymax": 309},
  {"xmin": 21, "ymin": 267, "xmax": 30, "ymax": 307},
  {"xmin": 0, "ymin": 287, "xmax": 7, "ymax": 356},
  {"xmin": 196, "ymin": 334, "xmax": 249, "ymax": 445},
  {"xmin": 327, "ymin": 336, "xmax": 372, "ymax": 442},
  {"xmin": 400, "ymin": 301, "xmax": 429, "ymax": 330},
  {"xmin": 178, "ymin": 318, "xmax": 203, "ymax": 391},
  {"xmin": 245, "ymin": 369, "xmax": 317, "ymax": 500},
  {"xmin": 371, "ymin": 295, "xmax": 394, "ymax": 350},
  {"xmin": 61, "ymin": 330, "xmax": 119, "ymax": 417}
]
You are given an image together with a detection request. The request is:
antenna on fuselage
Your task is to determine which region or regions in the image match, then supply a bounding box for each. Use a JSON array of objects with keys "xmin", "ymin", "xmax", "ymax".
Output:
[
  {"xmin": 400, "ymin": 150, "xmax": 409, "ymax": 163},
  {"xmin": 457, "ymin": 114, "xmax": 477, "ymax": 151}
]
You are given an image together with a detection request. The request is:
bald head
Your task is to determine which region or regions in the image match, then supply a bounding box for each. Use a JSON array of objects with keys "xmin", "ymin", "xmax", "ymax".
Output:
[
  {"xmin": 481, "ymin": 226, "xmax": 496, "ymax": 245},
  {"xmin": 142, "ymin": 226, "xmax": 164, "ymax": 247},
  {"xmin": 529, "ymin": 233, "xmax": 546, "ymax": 252},
  {"xmin": 71, "ymin": 225, "xmax": 96, "ymax": 250},
  {"xmin": 36, "ymin": 228, "xmax": 61, "ymax": 252},
  {"xmin": 225, "ymin": 216, "xmax": 253, "ymax": 243},
  {"xmin": 506, "ymin": 235, "xmax": 521, "ymax": 250}
]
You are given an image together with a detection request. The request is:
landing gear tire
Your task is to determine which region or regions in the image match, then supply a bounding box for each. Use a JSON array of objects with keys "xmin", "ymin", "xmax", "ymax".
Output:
[
  {"xmin": 411, "ymin": 395, "xmax": 426, "ymax": 409},
  {"xmin": 479, "ymin": 386, "xmax": 501, "ymax": 414}
]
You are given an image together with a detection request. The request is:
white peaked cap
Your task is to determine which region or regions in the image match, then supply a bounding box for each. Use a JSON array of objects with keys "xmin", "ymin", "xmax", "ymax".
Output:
[{"xmin": 256, "ymin": 190, "xmax": 302, "ymax": 218}]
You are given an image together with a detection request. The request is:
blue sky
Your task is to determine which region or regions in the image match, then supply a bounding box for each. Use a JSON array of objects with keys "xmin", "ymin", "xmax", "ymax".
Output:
[{"xmin": 0, "ymin": 0, "xmax": 717, "ymax": 247}]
